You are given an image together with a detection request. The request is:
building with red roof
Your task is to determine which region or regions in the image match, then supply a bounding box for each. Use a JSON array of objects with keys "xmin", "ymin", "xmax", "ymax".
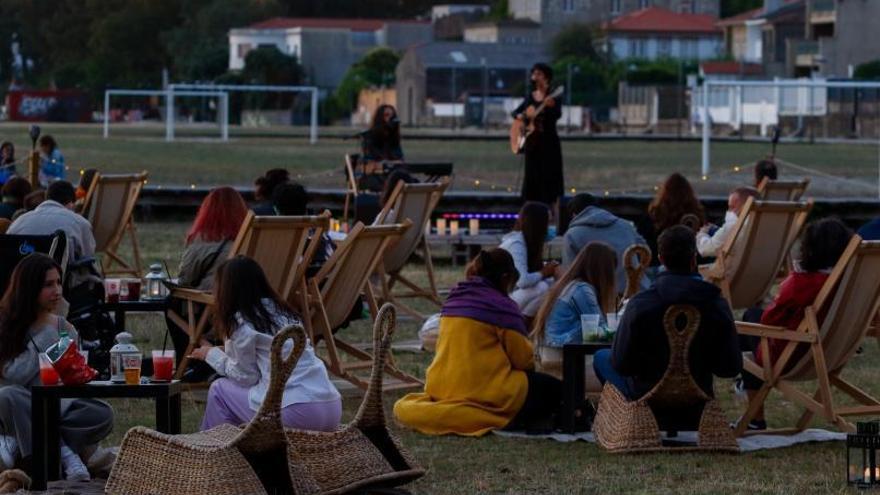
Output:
[
  {"xmin": 600, "ymin": 7, "xmax": 722, "ymax": 61},
  {"xmin": 228, "ymin": 17, "xmax": 431, "ymax": 89}
]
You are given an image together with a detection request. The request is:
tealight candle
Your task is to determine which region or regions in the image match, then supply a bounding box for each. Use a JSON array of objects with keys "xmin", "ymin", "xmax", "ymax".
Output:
[
  {"xmin": 449, "ymin": 220, "xmax": 460, "ymax": 236},
  {"xmin": 436, "ymin": 218, "xmax": 447, "ymax": 236},
  {"xmin": 469, "ymin": 218, "xmax": 480, "ymax": 236}
]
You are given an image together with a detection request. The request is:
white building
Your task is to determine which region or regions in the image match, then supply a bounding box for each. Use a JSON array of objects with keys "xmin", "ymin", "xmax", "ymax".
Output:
[
  {"xmin": 601, "ymin": 7, "xmax": 723, "ymax": 61},
  {"xmin": 228, "ymin": 17, "xmax": 432, "ymax": 89},
  {"xmin": 431, "ymin": 4, "xmax": 490, "ymax": 21}
]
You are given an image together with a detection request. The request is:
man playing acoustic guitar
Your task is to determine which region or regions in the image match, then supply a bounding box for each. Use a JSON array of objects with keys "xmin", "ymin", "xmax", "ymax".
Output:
[{"xmin": 510, "ymin": 63, "xmax": 564, "ymax": 214}]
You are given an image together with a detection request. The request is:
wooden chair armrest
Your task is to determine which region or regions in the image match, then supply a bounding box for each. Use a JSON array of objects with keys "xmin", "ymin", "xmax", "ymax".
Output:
[
  {"xmin": 170, "ymin": 288, "xmax": 215, "ymax": 305},
  {"xmin": 736, "ymin": 321, "xmax": 817, "ymax": 343}
]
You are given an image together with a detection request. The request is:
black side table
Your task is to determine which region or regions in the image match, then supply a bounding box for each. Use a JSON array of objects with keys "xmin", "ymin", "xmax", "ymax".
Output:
[
  {"xmin": 561, "ymin": 343, "xmax": 612, "ymax": 434},
  {"xmin": 31, "ymin": 380, "xmax": 182, "ymax": 491}
]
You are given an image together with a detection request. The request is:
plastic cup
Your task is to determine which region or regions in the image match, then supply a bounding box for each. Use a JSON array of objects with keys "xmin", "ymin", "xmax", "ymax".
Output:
[
  {"xmin": 39, "ymin": 353, "xmax": 60, "ymax": 386},
  {"xmin": 606, "ymin": 313, "xmax": 620, "ymax": 333},
  {"xmin": 126, "ymin": 279, "xmax": 142, "ymax": 301},
  {"xmin": 123, "ymin": 353, "xmax": 142, "ymax": 385},
  {"xmin": 104, "ymin": 279, "xmax": 120, "ymax": 304},
  {"xmin": 580, "ymin": 314, "xmax": 601, "ymax": 341},
  {"xmin": 151, "ymin": 350, "xmax": 175, "ymax": 382}
]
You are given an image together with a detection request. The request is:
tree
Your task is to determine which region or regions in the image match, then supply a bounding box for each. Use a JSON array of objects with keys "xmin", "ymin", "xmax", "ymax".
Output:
[
  {"xmin": 334, "ymin": 47, "xmax": 400, "ymax": 110},
  {"xmin": 239, "ymin": 46, "xmax": 303, "ymax": 108},
  {"xmin": 550, "ymin": 23, "xmax": 599, "ymax": 63},
  {"xmin": 721, "ymin": 0, "xmax": 762, "ymax": 18},
  {"xmin": 854, "ymin": 60, "xmax": 880, "ymax": 80}
]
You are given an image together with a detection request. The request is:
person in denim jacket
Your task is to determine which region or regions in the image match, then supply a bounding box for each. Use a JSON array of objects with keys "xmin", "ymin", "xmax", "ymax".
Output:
[
  {"xmin": 532, "ymin": 242, "xmax": 618, "ymax": 347},
  {"xmin": 38, "ymin": 135, "xmax": 65, "ymax": 186}
]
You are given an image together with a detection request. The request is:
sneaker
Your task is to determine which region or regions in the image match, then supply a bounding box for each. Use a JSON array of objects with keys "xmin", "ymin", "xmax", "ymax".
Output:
[
  {"xmin": 60, "ymin": 444, "xmax": 90, "ymax": 482},
  {"xmin": 729, "ymin": 417, "xmax": 767, "ymax": 431},
  {"xmin": 86, "ymin": 446, "xmax": 117, "ymax": 476},
  {"xmin": 733, "ymin": 378, "xmax": 748, "ymax": 402},
  {"xmin": 0, "ymin": 435, "xmax": 18, "ymax": 470}
]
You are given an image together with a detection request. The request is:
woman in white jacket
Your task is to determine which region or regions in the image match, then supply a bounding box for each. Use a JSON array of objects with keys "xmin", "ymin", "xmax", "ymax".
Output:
[
  {"xmin": 189, "ymin": 256, "xmax": 342, "ymax": 431},
  {"xmin": 499, "ymin": 202, "xmax": 559, "ymax": 317}
]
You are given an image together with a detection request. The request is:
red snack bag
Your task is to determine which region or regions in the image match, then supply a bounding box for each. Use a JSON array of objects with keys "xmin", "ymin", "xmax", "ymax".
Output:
[{"xmin": 47, "ymin": 341, "xmax": 98, "ymax": 386}]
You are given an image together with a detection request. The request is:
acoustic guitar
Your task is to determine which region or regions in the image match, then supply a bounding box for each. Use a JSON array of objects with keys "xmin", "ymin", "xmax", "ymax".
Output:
[{"xmin": 509, "ymin": 85, "xmax": 565, "ymax": 155}]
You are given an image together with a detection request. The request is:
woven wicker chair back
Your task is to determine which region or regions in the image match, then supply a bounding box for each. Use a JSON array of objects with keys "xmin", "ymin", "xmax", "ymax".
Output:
[
  {"xmin": 679, "ymin": 214, "xmax": 701, "ymax": 231},
  {"xmin": 643, "ymin": 305, "xmax": 710, "ymax": 410},
  {"xmin": 623, "ymin": 244, "xmax": 651, "ymax": 299},
  {"xmin": 82, "ymin": 172, "xmax": 146, "ymax": 252}
]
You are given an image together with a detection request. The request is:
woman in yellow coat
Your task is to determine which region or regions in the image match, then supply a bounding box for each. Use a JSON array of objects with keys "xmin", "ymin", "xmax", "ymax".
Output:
[{"xmin": 394, "ymin": 249, "xmax": 563, "ymax": 436}]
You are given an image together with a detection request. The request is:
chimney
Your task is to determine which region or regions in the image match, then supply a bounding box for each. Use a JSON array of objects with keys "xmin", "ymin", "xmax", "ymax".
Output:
[{"xmin": 764, "ymin": 0, "xmax": 782, "ymax": 14}]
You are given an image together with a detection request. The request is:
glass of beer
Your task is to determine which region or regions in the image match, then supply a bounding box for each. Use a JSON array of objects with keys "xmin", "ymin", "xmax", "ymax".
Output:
[{"xmin": 123, "ymin": 353, "xmax": 142, "ymax": 385}]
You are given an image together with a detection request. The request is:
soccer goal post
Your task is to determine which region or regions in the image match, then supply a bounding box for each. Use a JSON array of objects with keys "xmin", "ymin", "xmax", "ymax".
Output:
[{"xmin": 104, "ymin": 89, "xmax": 229, "ymax": 141}]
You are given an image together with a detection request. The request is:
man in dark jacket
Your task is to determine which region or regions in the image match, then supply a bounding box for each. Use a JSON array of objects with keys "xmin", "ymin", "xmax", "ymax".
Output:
[{"xmin": 593, "ymin": 225, "xmax": 741, "ymax": 402}]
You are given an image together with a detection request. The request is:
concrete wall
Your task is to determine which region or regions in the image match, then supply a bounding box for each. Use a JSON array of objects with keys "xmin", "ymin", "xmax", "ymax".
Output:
[
  {"xmin": 463, "ymin": 25, "xmax": 542, "ymax": 44},
  {"xmin": 395, "ymin": 50, "xmax": 427, "ymax": 126},
  {"xmin": 820, "ymin": 0, "xmax": 880, "ymax": 78},
  {"xmin": 298, "ymin": 30, "xmax": 358, "ymax": 89},
  {"xmin": 609, "ymin": 34, "xmax": 723, "ymax": 60},
  {"xmin": 379, "ymin": 23, "xmax": 433, "ymax": 50}
]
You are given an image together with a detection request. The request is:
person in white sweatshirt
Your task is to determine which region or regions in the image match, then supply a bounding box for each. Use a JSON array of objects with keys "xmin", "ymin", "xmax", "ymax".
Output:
[
  {"xmin": 696, "ymin": 187, "xmax": 758, "ymax": 258},
  {"xmin": 499, "ymin": 202, "xmax": 559, "ymax": 317},
  {"xmin": 189, "ymin": 256, "xmax": 341, "ymax": 431}
]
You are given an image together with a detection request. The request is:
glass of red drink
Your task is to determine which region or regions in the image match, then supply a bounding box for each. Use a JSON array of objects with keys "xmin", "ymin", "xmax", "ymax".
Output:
[
  {"xmin": 39, "ymin": 353, "xmax": 60, "ymax": 385},
  {"xmin": 151, "ymin": 350, "xmax": 175, "ymax": 382},
  {"xmin": 126, "ymin": 280, "xmax": 141, "ymax": 301}
]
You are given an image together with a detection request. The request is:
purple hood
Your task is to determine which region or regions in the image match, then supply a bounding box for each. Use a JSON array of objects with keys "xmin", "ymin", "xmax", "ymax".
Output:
[{"xmin": 441, "ymin": 277, "xmax": 527, "ymax": 335}]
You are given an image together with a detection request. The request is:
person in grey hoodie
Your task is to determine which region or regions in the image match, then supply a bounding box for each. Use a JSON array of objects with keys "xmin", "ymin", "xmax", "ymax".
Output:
[{"xmin": 562, "ymin": 194, "xmax": 648, "ymax": 295}]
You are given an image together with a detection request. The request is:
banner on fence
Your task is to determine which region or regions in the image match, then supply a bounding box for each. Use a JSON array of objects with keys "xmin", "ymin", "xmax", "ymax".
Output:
[{"xmin": 6, "ymin": 90, "xmax": 91, "ymax": 122}]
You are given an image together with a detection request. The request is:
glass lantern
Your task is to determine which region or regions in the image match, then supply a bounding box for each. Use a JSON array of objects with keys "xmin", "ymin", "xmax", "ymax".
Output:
[
  {"xmin": 848, "ymin": 421, "xmax": 880, "ymax": 487},
  {"xmin": 143, "ymin": 263, "xmax": 169, "ymax": 301},
  {"xmin": 109, "ymin": 332, "xmax": 140, "ymax": 383}
]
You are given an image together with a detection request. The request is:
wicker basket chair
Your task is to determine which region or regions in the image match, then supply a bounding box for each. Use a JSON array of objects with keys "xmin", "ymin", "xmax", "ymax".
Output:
[
  {"xmin": 679, "ymin": 213, "xmax": 701, "ymax": 232},
  {"xmin": 106, "ymin": 324, "xmax": 308, "ymax": 495},
  {"xmin": 592, "ymin": 305, "xmax": 738, "ymax": 454},
  {"xmin": 623, "ymin": 244, "xmax": 651, "ymax": 299},
  {"xmin": 284, "ymin": 303, "xmax": 425, "ymax": 494}
]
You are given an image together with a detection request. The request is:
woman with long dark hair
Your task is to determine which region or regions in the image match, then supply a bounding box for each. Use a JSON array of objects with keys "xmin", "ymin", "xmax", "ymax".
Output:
[
  {"xmin": 167, "ymin": 187, "xmax": 249, "ymax": 376},
  {"xmin": 0, "ymin": 254, "xmax": 113, "ymax": 479},
  {"xmin": 642, "ymin": 173, "xmax": 705, "ymax": 266},
  {"xmin": 499, "ymin": 202, "xmax": 558, "ymax": 317},
  {"xmin": 188, "ymin": 256, "xmax": 341, "ymax": 431},
  {"xmin": 362, "ymin": 104, "xmax": 403, "ymax": 166},
  {"xmin": 394, "ymin": 248, "xmax": 562, "ymax": 435}
]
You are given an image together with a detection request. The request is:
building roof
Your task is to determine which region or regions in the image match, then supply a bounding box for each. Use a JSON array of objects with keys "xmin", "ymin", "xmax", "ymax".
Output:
[
  {"xmin": 604, "ymin": 7, "xmax": 720, "ymax": 34},
  {"xmin": 717, "ymin": 0, "xmax": 803, "ymax": 26},
  {"xmin": 408, "ymin": 41, "xmax": 548, "ymax": 68},
  {"xmin": 700, "ymin": 61, "xmax": 764, "ymax": 75},
  {"xmin": 465, "ymin": 19, "xmax": 541, "ymax": 30},
  {"xmin": 246, "ymin": 17, "xmax": 428, "ymax": 32}
]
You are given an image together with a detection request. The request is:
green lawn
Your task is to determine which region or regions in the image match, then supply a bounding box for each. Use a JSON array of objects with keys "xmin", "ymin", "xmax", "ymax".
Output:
[
  {"xmin": 2, "ymin": 122, "xmax": 878, "ymax": 198},
  {"xmin": 103, "ymin": 220, "xmax": 868, "ymax": 494}
]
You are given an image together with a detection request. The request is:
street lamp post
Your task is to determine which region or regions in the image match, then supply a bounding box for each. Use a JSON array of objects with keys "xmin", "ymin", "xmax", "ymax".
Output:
[{"xmin": 566, "ymin": 62, "xmax": 580, "ymax": 133}]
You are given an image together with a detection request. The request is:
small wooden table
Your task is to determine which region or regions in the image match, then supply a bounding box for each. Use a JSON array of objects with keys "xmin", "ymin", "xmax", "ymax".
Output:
[
  {"xmin": 30, "ymin": 380, "xmax": 182, "ymax": 491},
  {"xmin": 561, "ymin": 343, "xmax": 612, "ymax": 433}
]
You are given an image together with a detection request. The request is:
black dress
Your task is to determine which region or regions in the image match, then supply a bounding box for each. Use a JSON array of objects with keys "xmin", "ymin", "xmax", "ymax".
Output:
[{"xmin": 512, "ymin": 93, "xmax": 564, "ymax": 206}]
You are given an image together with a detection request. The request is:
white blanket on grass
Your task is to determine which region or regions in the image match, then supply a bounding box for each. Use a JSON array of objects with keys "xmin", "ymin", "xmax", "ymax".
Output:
[{"xmin": 493, "ymin": 428, "xmax": 845, "ymax": 452}]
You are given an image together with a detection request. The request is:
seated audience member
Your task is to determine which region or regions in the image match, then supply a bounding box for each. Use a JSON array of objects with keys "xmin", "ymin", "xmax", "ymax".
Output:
[
  {"xmin": 500, "ymin": 202, "xmax": 558, "ymax": 317},
  {"xmin": 593, "ymin": 226, "xmax": 741, "ymax": 403},
  {"xmin": 0, "ymin": 177, "xmax": 32, "ymax": 220},
  {"xmin": 754, "ymin": 158, "xmax": 778, "ymax": 188},
  {"xmin": 858, "ymin": 216, "xmax": 880, "ymax": 241},
  {"xmin": 38, "ymin": 135, "xmax": 65, "ymax": 186},
  {"xmin": 12, "ymin": 190, "xmax": 46, "ymax": 221},
  {"xmin": 167, "ymin": 187, "xmax": 249, "ymax": 370},
  {"xmin": 696, "ymin": 187, "xmax": 758, "ymax": 258},
  {"xmin": 394, "ymin": 249, "xmax": 562, "ymax": 436},
  {"xmin": 379, "ymin": 169, "xmax": 418, "ymax": 209},
  {"xmin": 642, "ymin": 174, "xmax": 705, "ymax": 266},
  {"xmin": 0, "ymin": 142, "xmax": 15, "ymax": 183},
  {"xmin": 8, "ymin": 181, "xmax": 95, "ymax": 266},
  {"xmin": 252, "ymin": 168, "xmax": 289, "ymax": 215},
  {"xmin": 532, "ymin": 241, "xmax": 618, "ymax": 347},
  {"xmin": 738, "ymin": 218, "xmax": 853, "ymax": 430},
  {"xmin": 563, "ymin": 193, "xmax": 647, "ymax": 295},
  {"xmin": 272, "ymin": 182, "xmax": 333, "ymax": 274},
  {"xmin": 188, "ymin": 256, "xmax": 341, "ymax": 431},
  {"xmin": 0, "ymin": 254, "xmax": 113, "ymax": 479}
]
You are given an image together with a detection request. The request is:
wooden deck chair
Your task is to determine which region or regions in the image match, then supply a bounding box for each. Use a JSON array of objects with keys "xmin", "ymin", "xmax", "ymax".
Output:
[
  {"xmin": 342, "ymin": 153, "xmax": 360, "ymax": 225},
  {"xmin": 757, "ymin": 177, "xmax": 810, "ymax": 201},
  {"xmin": 373, "ymin": 177, "xmax": 450, "ymax": 320},
  {"xmin": 308, "ymin": 220, "xmax": 422, "ymax": 391},
  {"xmin": 699, "ymin": 198, "xmax": 812, "ymax": 310},
  {"xmin": 734, "ymin": 236, "xmax": 880, "ymax": 436},
  {"xmin": 81, "ymin": 171, "xmax": 147, "ymax": 277},
  {"xmin": 168, "ymin": 210, "xmax": 331, "ymax": 378},
  {"xmin": 593, "ymin": 305, "xmax": 738, "ymax": 453},
  {"xmin": 623, "ymin": 244, "xmax": 651, "ymax": 299}
]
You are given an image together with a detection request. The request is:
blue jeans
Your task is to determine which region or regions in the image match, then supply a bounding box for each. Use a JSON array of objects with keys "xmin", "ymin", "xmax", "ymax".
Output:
[{"xmin": 592, "ymin": 349, "xmax": 633, "ymax": 398}]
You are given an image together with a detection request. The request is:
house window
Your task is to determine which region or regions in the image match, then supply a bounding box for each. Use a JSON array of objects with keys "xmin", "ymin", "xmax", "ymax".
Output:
[
  {"xmin": 680, "ymin": 38, "xmax": 698, "ymax": 59},
  {"xmin": 237, "ymin": 43, "xmax": 253, "ymax": 58},
  {"xmin": 657, "ymin": 38, "xmax": 671, "ymax": 57},
  {"xmin": 611, "ymin": 0, "xmax": 621, "ymax": 15},
  {"xmin": 563, "ymin": 0, "xmax": 575, "ymax": 12},
  {"xmin": 629, "ymin": 38, "xmax": 647, "ymax": 58},
  {"xmin": 639, "ymin": 0, "xmax": 651, "ymax": 8}
]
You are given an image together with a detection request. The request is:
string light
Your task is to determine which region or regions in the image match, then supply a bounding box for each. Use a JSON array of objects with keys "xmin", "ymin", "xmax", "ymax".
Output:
[
  {"xmin": 570, "ymin": 187, "xmax": 576, "ymax": 194},
  {"xmin": 190, "ymin": 184, "xmax": 196, "ymax": 190},
  {"xmin": 474, "ymin": 179, "xmax": 480, "ymax": 187},
  {"xmin": 701, "ymin": 175, "xmax": 708, "ymax": 181},
  {"xmin": 79, "ymin": 169, "xmax": 84, "ymax": 176}
]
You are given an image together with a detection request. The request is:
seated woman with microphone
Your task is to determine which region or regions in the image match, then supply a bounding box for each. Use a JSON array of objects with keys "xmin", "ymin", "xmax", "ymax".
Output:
[{"xmin": 358, "ymin": 105, "xmax": 404, "ymax": 190}]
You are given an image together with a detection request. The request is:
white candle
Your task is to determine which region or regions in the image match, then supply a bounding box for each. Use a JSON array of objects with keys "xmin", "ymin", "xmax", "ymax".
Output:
[
  {"xmin": 469, "ymin": 218, "xmax": 480, "ymax": 236},
  {"xmin": 436, "ymin": 218, "xmax": 446, "ymax": 236},
  {"xmin": 449, "ymin": 220, "xmax": 459, "ymax": 236}
]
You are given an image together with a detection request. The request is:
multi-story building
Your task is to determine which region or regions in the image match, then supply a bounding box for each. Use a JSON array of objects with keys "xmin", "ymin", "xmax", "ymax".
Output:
[
  {"xmin": 601, "ymin": 7, "xmax": 723, "ymax": 61},
  {"xmin": 463, "ymin": 19, "xmax": 542, "ymax": 45},
  {"xmin": 717, "ymin": 0, "xmax": 805, "ymax": 77},
  {"xmin": 228, "ymin": 17, "xmax": 432, "ymax": 89},
  {"xmin": 793, "ymin": 0, "xmax": 880, "ymax": 77},
  {"xmin": 508, "ymin": 0, "xmax": 720, "ymax": 40}
]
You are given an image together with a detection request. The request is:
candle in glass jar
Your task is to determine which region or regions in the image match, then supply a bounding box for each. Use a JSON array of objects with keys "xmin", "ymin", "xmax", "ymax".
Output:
[
  {"xmin": 449, "ymin": 220, "xmax": 459, "ymax": 236},
  {"xmin": 469, "ymin": 218, "xmax": 479, "ymax": 236},
  {"xmin": 436, "ymin": 218, "xmax": 447, "ymax": 236}
]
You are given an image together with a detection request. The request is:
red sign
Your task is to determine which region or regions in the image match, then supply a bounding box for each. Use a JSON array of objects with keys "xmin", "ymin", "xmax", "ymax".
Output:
[{"xmin": 6, "ymin": 90, "xmax": 91, "ymax": 123}]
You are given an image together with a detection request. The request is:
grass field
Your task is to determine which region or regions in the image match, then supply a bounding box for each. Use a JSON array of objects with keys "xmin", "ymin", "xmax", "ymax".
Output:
[
  {"xmin": 102, "ymin": 220, "xmax": 871, "ymax": 495},
  {"xmin": 2, "ymin": 122, "xmax": 879, "ymax": 198}
]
